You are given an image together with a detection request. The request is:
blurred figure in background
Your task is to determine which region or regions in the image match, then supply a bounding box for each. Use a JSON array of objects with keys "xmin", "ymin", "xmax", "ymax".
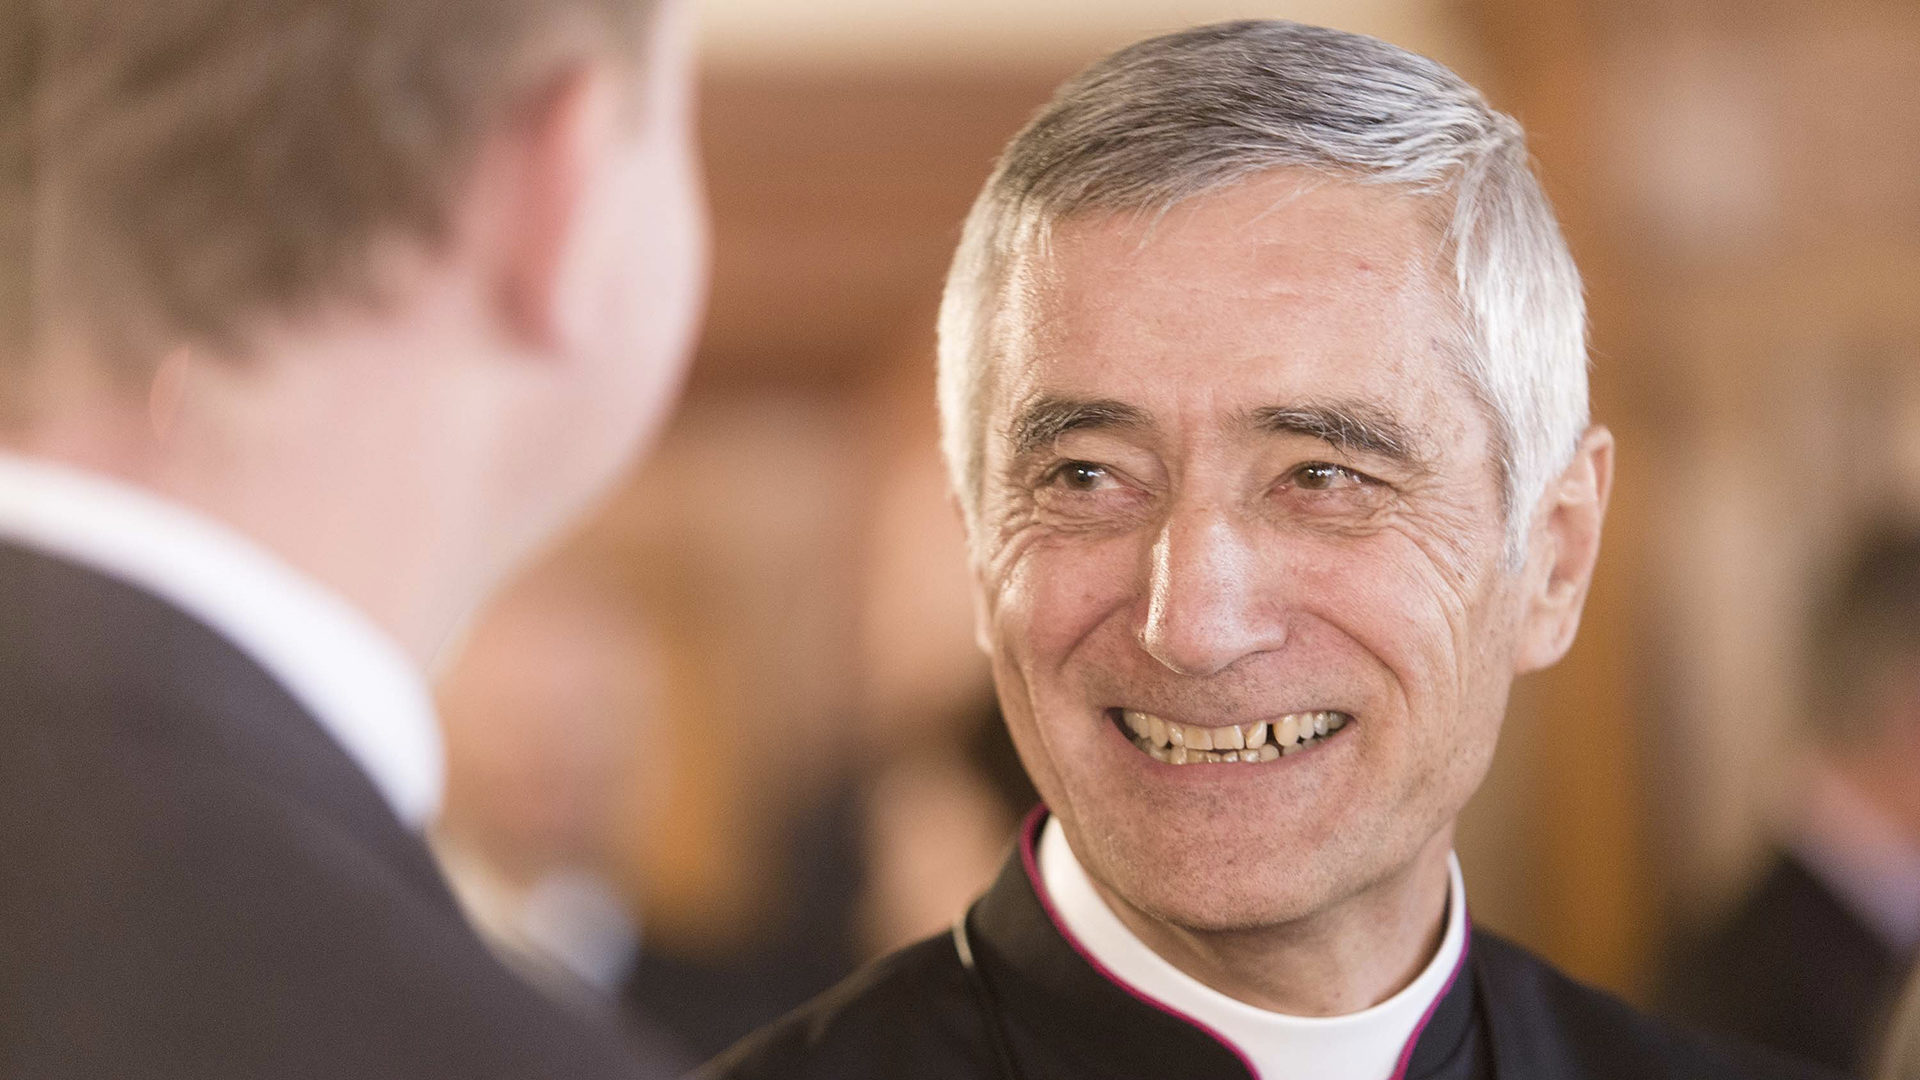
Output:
[
  {"xmin": 1664, "ymin": 528, "xmax": 1920, "ymax": 1076},
  {"xmin": 856, "ymin": 694, "xmax": 1037, "ymax": 959},
  {"xmin": 623, "ymin": 760, "xmax": 869, "ymax": 1059},
  {"xmin": 618, "ymin": 705, "xmax": 1033, "ymax": 1059},
  {"xmin": 435, "ymin": 563, "xmax": 683, "ymax": 1070},
  {"xmin": 0, "ymin": 0, "xmax": 705, "ymax": 1074},
  {"xmin": 618, "ymin": 367, "xmax": 1030, "ymax": 1057}
]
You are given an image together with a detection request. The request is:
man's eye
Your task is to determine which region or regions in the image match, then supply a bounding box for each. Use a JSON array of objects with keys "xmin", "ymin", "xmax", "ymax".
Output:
[
  {"xmin": 1289, "ymin": 462, "xmax": 1369, "ymax": 491},
  {"xmin": 1047, "ymin": 461, "xmax": 1114, "ymax": 491}
]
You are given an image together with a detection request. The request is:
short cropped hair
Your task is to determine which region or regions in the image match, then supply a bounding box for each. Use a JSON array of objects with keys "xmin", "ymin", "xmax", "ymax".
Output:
[
  {"xmin": 937, "ymin": 20, "xmax": 1587, "ymax": 559},
  {"xmin": 2, "ymin": 0, "xmax": 661, "ymax": 390},
  {"xmin": 1808, "ymin": 527, "xmax": 1920, "ymax": 747}
]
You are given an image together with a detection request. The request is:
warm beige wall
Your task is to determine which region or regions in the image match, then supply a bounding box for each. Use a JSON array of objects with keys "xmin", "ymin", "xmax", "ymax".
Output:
[
  {"xmin": 698, "ymin": 0, "xmax": 1484, "ymax": 77},
  {"xmin": 1589, "ymin": 3, "xmax": 1920, "ymax": 920}
]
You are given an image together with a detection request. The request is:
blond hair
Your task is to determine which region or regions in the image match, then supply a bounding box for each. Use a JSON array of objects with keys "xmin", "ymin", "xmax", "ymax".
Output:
[{"xmin": 3, "ymin": 0, "xmax": 661, "ymax": 391}]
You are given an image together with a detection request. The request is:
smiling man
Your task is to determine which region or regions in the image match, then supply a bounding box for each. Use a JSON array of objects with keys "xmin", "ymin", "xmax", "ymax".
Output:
[{"xmin": 697, "ymin": 21, "xmax": 1837, "ymax": 1080}]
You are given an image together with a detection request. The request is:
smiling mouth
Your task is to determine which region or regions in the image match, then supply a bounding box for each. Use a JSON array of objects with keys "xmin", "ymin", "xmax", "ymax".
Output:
[{"xmin": 1109, "ymin": 708, "xmax": 1351, "ymax": 765}]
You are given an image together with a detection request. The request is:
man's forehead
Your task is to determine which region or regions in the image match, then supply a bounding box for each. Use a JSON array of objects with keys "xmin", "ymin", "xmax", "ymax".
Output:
[
  {"xmin": 993, "ymin": 179, "xmax": 1454, "ymax": 360},
  {"xmin": 1031, "ymin": 175, "xmax": 1447, "ymax": 293},
  {"xmin": 988, "ymin": 199, "xmax": 1464, "ymax": 433}
]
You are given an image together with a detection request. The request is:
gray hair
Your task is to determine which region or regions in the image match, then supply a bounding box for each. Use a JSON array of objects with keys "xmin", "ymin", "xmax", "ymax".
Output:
[{"xmin": 936, "ymin": 20, "xmax": 1588, "ymax": 560}]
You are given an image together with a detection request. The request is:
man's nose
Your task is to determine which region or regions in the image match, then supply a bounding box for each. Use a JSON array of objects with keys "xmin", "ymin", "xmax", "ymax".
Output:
[{"xmin": 1137, "ymin": 508, "xmax": 1288, "ymax": 677}]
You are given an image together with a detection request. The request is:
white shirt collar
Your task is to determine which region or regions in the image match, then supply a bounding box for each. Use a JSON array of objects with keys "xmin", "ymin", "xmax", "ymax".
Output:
[
  {"xmin": 0, "ymin": 453, "xmax": 444, "ymax": 829},
  {"xmin": 1038, "ymin": 816, "xmax": 1468, "ymax": 1080}
]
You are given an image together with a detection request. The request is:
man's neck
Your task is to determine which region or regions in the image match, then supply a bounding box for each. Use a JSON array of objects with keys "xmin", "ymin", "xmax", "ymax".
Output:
[
  {"xmin": 4, "ymin": 333, "xmax": 507, "ymax": 668},
  {"xmin": 1085, "ymin": 832, "xmax": 1455, "ymax": 1016}
]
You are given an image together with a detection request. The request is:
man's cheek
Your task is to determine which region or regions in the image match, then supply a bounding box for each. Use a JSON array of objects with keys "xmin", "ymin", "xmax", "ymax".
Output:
[
  {"xmin": 1003, "ymin": 541, "xmax": 1136, "ymax": 657},
  {"xmin": 1347, "ymin": 561, "xmax": 1470, "ymax": 675}
]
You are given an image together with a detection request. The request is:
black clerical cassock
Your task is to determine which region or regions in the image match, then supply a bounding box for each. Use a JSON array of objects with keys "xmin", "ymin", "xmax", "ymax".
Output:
[{"xmin": 701, "ymin": 811, "xmax": 1837, "ymax": 1080}]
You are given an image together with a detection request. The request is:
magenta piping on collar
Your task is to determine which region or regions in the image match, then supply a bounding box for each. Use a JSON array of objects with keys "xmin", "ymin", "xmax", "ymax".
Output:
[
  {"xmin": 1386, "ymin": 903, "xmax": 1472, "ymax": 1080},
  {"xmin": 1017, "ymin": 806, "xmax": 1265, "ymax": 1080}
]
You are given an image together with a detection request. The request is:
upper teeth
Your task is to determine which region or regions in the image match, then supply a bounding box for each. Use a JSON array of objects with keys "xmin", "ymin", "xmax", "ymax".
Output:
[{"xmin": 1120, "ymin": 709, "xmax": 1348, "ymax": 765}]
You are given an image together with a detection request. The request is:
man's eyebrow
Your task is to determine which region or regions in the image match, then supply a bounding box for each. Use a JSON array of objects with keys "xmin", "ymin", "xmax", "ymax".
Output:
[
  {"xmin": 1006, "ymin": 396, "xmax": 1153, "ymax": 458},
  {"xmin": 1243, "ymin": 401, "xmax": 1430, "ymax": 468}
]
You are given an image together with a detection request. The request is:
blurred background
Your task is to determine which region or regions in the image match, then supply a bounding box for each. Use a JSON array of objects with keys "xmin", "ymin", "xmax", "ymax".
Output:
[{"xmin": 430, "ymin": 0, "xmax": 1920, "ymax": 1066}]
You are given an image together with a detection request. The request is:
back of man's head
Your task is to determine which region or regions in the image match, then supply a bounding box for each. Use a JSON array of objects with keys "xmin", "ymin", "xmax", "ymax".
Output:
[
  {"xmin": 3, "ymin": 0, "xmax": 662, "ymax": 397},
  {"xmin": 1, "ymin": 0, "xmax": 705, "ymax": 661}
]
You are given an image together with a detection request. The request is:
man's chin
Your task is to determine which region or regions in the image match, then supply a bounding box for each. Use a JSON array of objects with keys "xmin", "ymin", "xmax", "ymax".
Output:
[{"xmin": 1094, "ymin": 841, "xmax": 1343, "ymax": 936}]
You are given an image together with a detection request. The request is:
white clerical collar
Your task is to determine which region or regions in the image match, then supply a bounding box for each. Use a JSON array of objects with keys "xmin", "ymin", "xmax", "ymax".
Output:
[
  {"xmin": 1038, "ymin": 816, "xmax": 1468, "ymax": 1080},
  {"xmin": 0, "ymin": 453, "xmax": 443, "ymax": 829}
]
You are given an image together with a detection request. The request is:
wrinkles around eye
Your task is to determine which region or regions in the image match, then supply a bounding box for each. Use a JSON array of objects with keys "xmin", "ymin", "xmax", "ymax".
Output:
[
  {"xmin": 1043, "ymin": 460, "xmax": 1122, "ymax": 492},
  {"xmin": 1286, "ymin": 461, "xmax": 1375, "ymax": 492},
  {"xmin": 1026, "ymin": 459, "xmax": 1153, "ymax": 527},
  {"xmin": 1267, "ymin": 462, "xmax": 1398, "ymax": 524}
]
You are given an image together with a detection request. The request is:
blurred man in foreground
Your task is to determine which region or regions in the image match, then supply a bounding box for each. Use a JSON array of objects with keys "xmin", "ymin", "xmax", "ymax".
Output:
[
  {"xmin": 0, "ymin": 0, "xmax": 704, "ymax": 1074},
  {"xmin": 1665, "ymin": 529, "xmax": 1920, "ymax": 1076},
  {"xmin": 703, "ymin": 21, "xmax": 1830, "ymax": 1080}
]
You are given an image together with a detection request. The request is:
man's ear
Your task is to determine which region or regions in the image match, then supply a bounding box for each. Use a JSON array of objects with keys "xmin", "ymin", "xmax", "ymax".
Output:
[
  {"xmin": 481, "ymin": 66, "xmax": 621, "ymax": 354},
  {"xmin": 1514, "ymin": 425, "xmax": 1615, "ymax": 673}
]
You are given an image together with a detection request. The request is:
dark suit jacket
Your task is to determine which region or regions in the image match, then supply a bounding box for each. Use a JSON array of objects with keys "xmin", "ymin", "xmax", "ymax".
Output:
[
  {"xmin": 702, "ymin": 810, "xmax": 1838, "ymax": 1080},
  {"xmin": 0, "ymin": 541, "xmax": 669, "ymax": 1078},
  {"xmin": 1661, "ymin": 851, "xmax": 1910, "ymax": 1076}
]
